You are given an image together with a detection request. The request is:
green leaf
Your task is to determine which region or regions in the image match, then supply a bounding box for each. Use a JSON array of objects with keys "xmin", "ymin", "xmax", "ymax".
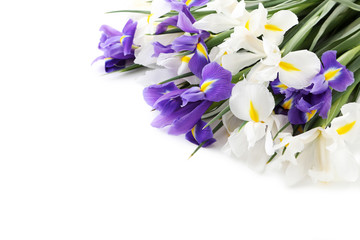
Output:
[
  {"xmin": 331, "ymin": 0, "xmax": 360, "ymax": 11},
  {"xmin": 106, "ymin": 10, "xmax": 151, "ymax": 14},
  {"xmin": 202, "ymin": 106, "xmax": 230, "ymax": 130},
  {"xmin": 205, "ymin": 30, "xmax": 233, "ymax": 51},
  {"xmin": 158, "ymin": 72, "xmax": 194, "ymax": 85},
  {"xmin": 309, "ymin": 4, "xmax": 351, "ymax": 51},
  {"xmin": 281, "ymin": 0, "xmax": 336, "ymax": 55}
]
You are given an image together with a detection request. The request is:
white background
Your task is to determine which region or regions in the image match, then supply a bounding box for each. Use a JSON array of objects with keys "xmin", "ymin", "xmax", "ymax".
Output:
[{"xmin": 1, "ymin": 1, "xmax": 360, "ymax": 239}]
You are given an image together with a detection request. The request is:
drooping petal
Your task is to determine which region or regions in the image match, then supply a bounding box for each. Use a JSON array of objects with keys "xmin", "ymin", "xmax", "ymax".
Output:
[
  {"xmin": 168, "ymin": 100, "xmax": 212, "ymax": 135},
  {"xmin": 152, "ymin": 42, "xmax": 175, "ymax": 57},
  {"xmin": 143, "ymin": 82, "xmax": 179, "ymax": 107},
  {"xmin": 321, "ymin": 50, "xmax": 354, "ymax": 92},
  {"xmin": 200, "ymin": 62, "xmax": 234, "ymax": 102},
  {"xmin": 263, "ymin": 10, "xmax": 298, "ymax": 45},
  {"xmin": 185, "ymin": 120, "xmax": 216, "ymax": 147},
  {"xmin": 188, "ymin": 39, "xmax": 210, "ymax": 78},
  {"xmin": 155, "ymin": 16, "xmax": 179, "ymax": 34},
  {"xmin": 278, "ymin": 50, "xmax": 321, "ymax": 89},
  {"xmin": 171, "ymin": 34, "xmax": 200, "ymax": 52},
  {"xmin": 177, "ymin": 11, "xmax": 199, "ymax": 33},
  {"xmin": 121, "ymin": 19, "xmax": 138, "ymax": 56},
  {"xmin": 229, "ymin": 81, "xmax": 275, "ymax": 122}
]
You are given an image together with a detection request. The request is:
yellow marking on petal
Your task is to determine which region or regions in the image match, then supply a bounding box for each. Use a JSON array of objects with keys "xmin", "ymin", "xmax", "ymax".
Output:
[
  {"xmin": 277, "ymin": 83, "xmax": 288, "ymax": 90},
  {"xmin": 324, "ymin": 68, "xmax": 341, "ymax": 81},
  {"xmin": 265, "ymin": 24, "xmax": 283, "ymax": 32},
  {"xmin": 191, "ymin": 126, "xmax": 196, "ymax": 140},
  {"xmin": 181, "ymin": 56, "xmax": 191, "ymax": 63},
  {"xmin": 279, "ymin": 61, "xmax": 301, "ymax": 72},
  {"xmin": 336, "ymin": 121, "xmax": 356, "ymax": 135},
  {"xmin": 245, "ymin": 19, "xmax": 250, "ymax": 30},
  {"xmin": 200, "ymin": 80, "xmax": 216, "ymax": 92},
  {"xmin": 223, "ymin": 51, "xmax": 228, "ymax": 56},
  {"xmin": 104, "ymin": 57, "xmax": 112, "ymax": 60},
  {"xmin": 197, "ymin": 43, "xmax": 209, "ymax": 60},
  {"xmin": 147, "ymin": 14, "xmax": 154, "ymax": 24},
  {"xmin": 282, "ymin": 98, "xmax": 293, "ymax": 110},
  {"xmin": 306, "ymin": 110, "xmax": 317, "ymax": 122},
  {"xmin": 186, "ymin": 0, "xmax": 192, "ymax": 6},
  {"xmin": 249, "ymin": 101, "xmax": 260, "ymax": 123},
  {"xmin": 120, "ymin": 35, "xmax": 127, "ymax": 44}
]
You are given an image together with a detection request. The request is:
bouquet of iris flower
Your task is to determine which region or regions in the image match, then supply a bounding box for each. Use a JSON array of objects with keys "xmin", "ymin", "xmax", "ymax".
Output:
[{"xmin": 94, "ymin": 0, "xmax": 360, "ymax": 184}]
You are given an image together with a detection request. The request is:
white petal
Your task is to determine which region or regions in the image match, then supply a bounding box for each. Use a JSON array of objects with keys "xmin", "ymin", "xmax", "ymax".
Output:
[
  {"xmin": 331, "ymin": 145, "xmax": 359, "ymax": 182},
  {"xmin": 227, "ymin": 127, "xmax": 249, "ymax": 158},
  {"xmin": 207, "ymin": 0, "xmax": 238, "ymax": 15},
  {"xmin": 230, "ymin": 27, "xmax": 265, "ymax": 54},
  {"xmin": 244, "ymin": 122, "xmax": 266, "ymax": 148},
  {"xmin": 330, "ymin": 102, "xmax": 360, "ymax": 143},
  {"xmin": 222, "ymin": 112, "xmax": 243, "ymax": 134},
  {"xmin": 231, "ymin": 0, "xmax": 249, "ymax": 22},
  {"xmin": 151, "ymin": 0, "xmax": 172, "ymax": 19},
  {"xmin": 245, "ymin": 138, "xmax": 269, "ymax": 172},
  {"xmin": 193, "ymin": 14, "xmax": 240, "ymax": 33},
  {"xmin": 246, "ymin": 62, "xmax": 279, "ymax": 83},
  {"xmin": 229, "ymin": 81, "xmax": 275, "ymax": 122},
  {"xmin": 247, "ymin": 3, "xmax": 267, "ymax": 37},
  {"xmin": 264, "ymin": 10, "xmax": 298, "ymax": 45},
  {"xmin": 222, "ymin": 52, "xmax": 261, "ymax": 75},
  {"xmin": 134, "ymin": 44, "xmax": 157, "ymax": 67},
  {"xmin": 265, "ymin": 127, "xmax": 275, "ymax": 156},
  {"xmin": 278, "ymin": 50, "xmax": 321, "ymax": 89}
]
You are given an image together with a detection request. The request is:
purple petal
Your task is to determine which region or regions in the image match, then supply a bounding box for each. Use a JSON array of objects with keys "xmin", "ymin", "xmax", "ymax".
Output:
[
  {"xmin": 185, "ymin": 120, "xmax": 216, "ymax": 147},
  {"xmin": 188, "ymin": 39, "xmax": 210, "ymax": 78},
  {"xmin": 180, "ymin": 87, "xmax": 206, "ymax": 106},
  {"xmin": 200, "ymin": 62, "xmax": 233, "ymax": 102},
  {"xmin": 288, "ymin": 107, "xmax": 307, "ymax": 125},
  {"xmin": 168, "ymin": 100, "xmax": 212, "ymax": 135},
  {"xmin": 104, "ymin": 58, "xmax": 127, "ymax": 73},
  {"xmin": 152, "ymin": 42, "xmax": 175, "ymax": 57},
  {"xmin": 321, "ymin": 50, "xmax": 354, "ymax": 92},
  {"xmin": 143, "ymin": 82, "xmax": 178, "ymax": 107},
  {"xmin": 177, "ymin": 11, "xmax": 199, "ymax": 33},
  {"xmin": 313, "ymin": 88, "xmax": 332, "ymax": 118},
  {"xmin": 155, "ymin": 16, "xmax": 179, "ymax": 34},
  {"xmin": 270, "ymin": 77, "xmax": 288, "ymax": 95},
  {"xmin": 153, "ymin": 89, "xmax": 187, "ymax": 110},
  {"xmin": 99, "ymin": 25, "xmax": 122, "ymax": 37},
  {"xmin": 308, "ymin": 73, "xmax": 328, "ymax": 95},
  {"xmin": 121, "ymin": 20, "xmax": 137, "ymax": 56},
  {"xmin": 171, "ymin": 34, "xmax": 200, "ymax": 52}
]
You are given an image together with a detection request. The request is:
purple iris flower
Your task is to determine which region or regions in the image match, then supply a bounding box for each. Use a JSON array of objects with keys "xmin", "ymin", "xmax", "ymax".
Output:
[
  {"xmin": 143, "ymin": 63, "xmax": 232, "ymax": 136},
  {"xmin": 171, "ymin": 31, "xmax": 211, "ymax": 78},
  {"xmin": 93, "ymin": 19, "xmax": 138, "ymax": 73},
  {"xmin": 143, "ymin": 82, "xmax": 212, "ymax": 135},
  {"xmin": 271, "ymin": 51, "xmax": 354, "ymax": 125},
  {"xmin": 181, "ymin": 62, "xmax": 234, "ymax": 105},
  {"xmin": 310, "ymin": 51, "xmax": 354, "ymax": 94},
  {"xmin": 185, "ymin": 120, "xmax": 216, "ymax": 147}
]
